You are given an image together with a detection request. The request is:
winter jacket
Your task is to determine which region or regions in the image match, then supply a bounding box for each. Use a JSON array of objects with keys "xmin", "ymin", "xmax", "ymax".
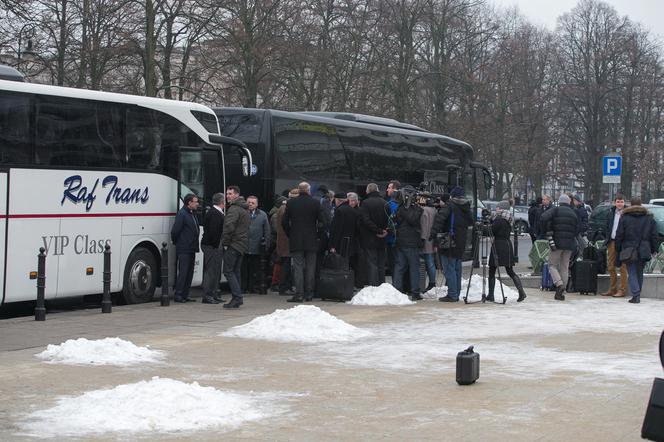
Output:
[
  {"xmin": 247, "ymin": 209, "xmax": 271, "ymax": 255},
  {"xmin": 222, "ymin": 197, "xmax": 250, "ymax": 255},
  {"xmin": 615, "ymin": 205, "xmax": 658, "ymax": 266},
  {"xmin": 282, "ymin": 193, "xmax": 328, "ymax": 252},
  {"xmin": 385, "ymin": 196, "xmax": 398, "ymax": 246},
  {"xmin": 420, "ymin": 205, "xmax": 437, "ymax": 254},
  {"xmin": 537, "ymin": 204, "xmax": 553, "ymax": 239},
  {"xmin": 201, "ymin": 207, "xmax": 224, "ymax": 248},
  {"xmin": 539, "ymin": 203, "xmax": 578, "ymax": 251},
  {"xmin": 328, "ymin": 202, "xmax": 359, "ymax": 255},
  {"xmin": 275, "ymin": 205, "xmax": 290, "ymax": 258},
  {"xmin": 429, "ymin": 198, "xmax": 474, "ymax": 259},
  {"xmin": 488, "ymin": 216, "xmax": 514, "ymax": 267},
  {"xmin": 171, "ymin": 206, "xmax": 200, "ymax": 254},
  {"xmin": 395, "ymin": 204, "xmax": 423, "ymax": 249},
  {"xmin": 528, "ymin": 204, "xmax": 541, "ymax": 237},
  {"xmin": 575, "ymin": 205, "xmax": 589, "ymax": 235},
  {"xmin": 357, "ymin": 192, "xmax": 391, "ymax": 250}
]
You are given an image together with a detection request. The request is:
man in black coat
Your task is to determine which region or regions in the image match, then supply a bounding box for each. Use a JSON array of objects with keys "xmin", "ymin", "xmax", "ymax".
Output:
[
  {"xmin": 429, "ymin": 186, "xmax": 474, "ymax": 302},
  {"xmin": 329, "ymin": 192, "xmax": 358, "ymax": 256},
  {"xmin": 615, "ymin": 198, "xmax": 659, "ymax": 303},
  {"xmin": 392, "ymin": 188, "xmax": 424, "ymax": 300},
  {"xmin": 540, "ymin": 194, "xmax": 579, "ymax": 301},
  {"xmin": 170, "ymin": 193, "xmax": 200, "ymax": 303},
  {"xmin": 528, "ymin": 197, "xmax": 542, "ymax": 243},
  {"xmin": 282, "ymin": 181, "xmax": 328, "ymax": 302},
  {"xmin": 200, "ymin": 192, "xmax": 225, "ymax": 304},
  {"xmin": 537, "ymin": 195, "xmax": 553, "ymax": 239},
  {"xmin": 357, "ymin": 183, "xmax": 390, "ymax": 286}
]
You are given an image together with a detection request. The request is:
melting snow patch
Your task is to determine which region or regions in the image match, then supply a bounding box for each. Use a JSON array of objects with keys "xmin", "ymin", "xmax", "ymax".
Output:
[
  {"xmin": 221, "ymin": 305, "xmax": 371, "ymax": 343},
  {"xmin": 35, "ymin": 337, "xmax": 165, "ymax": 366},
  {"xmin": 421, "ymin": 278, "xmax": 519, "ymax": 301},
  {"xmin": 348, "ymin": 283, "xmax": 415, "ymax": 305},
  {"xmin": 20, "ymin": 377, "xmax": 288, "ymax": 438}
]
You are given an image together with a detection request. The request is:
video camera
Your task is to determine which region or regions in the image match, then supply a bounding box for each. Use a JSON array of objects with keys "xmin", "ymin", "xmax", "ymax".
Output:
[{"xmin": 392, "ymin": 183, "xmax": 437, "ymax": 209}]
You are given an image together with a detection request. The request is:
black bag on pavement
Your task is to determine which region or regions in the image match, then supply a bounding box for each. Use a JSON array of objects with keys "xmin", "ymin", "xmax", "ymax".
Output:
[
  {"xmin": 317, "ymin": 238, "xmax": 355, "ymax": 301},
  {"xmin": 456, "ymin": 346, "xmax": 480, "ymax": 385},
  {"xmin": 572, "ymin": 260, "xmax": 598, "ymax": 295},
  {"xmin": 642, "ymin": 330, "xmax": 664, "ymax": 441}
]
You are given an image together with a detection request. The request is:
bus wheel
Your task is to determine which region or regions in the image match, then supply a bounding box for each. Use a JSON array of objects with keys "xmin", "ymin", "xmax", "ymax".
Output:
[{"xmin": 123, "ymin": 247, "xmax": 157, "ymax": 304}]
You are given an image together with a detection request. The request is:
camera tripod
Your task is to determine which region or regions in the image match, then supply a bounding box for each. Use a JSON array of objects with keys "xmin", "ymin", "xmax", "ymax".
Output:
[{"xmin": 463, "ymin": 218, "xmax": 507, "ymax": 304}]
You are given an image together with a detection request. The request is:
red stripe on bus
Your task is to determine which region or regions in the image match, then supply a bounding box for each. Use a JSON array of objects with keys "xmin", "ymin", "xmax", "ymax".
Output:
[{"xmin": 3, "ymin": 212, "xmax": 176, "ymax": 219}]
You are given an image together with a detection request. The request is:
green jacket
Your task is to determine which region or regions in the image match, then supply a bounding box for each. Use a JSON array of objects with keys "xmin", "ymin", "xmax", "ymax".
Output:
[{"xmin": 222, "ymin": 197, "xmax": 250, "ymax": 254}]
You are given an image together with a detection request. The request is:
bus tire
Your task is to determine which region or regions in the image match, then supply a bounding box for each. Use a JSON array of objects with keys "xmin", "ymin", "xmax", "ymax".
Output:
[{"xmin": 122, "ymin": 247, "xmax": 157, "ymax": 304}]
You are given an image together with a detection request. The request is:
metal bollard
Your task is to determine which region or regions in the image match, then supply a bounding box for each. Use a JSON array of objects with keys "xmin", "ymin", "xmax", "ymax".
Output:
[
  {"xmin": 160, "ymin": 242, "xmax": 169, "ymax": 306},
  {"xmin": 35, "ymin": 247, "xmax": 46, "ymax": 321},
  {"xmin": 101, "ymin": 244, "xmax": 112, "ymax": 313}
]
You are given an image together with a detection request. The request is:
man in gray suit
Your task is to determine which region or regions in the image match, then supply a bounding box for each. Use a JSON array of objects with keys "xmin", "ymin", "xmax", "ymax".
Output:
[{"xmin": 201, "ymin": 192, "xmax": 225, "ymax": 304}]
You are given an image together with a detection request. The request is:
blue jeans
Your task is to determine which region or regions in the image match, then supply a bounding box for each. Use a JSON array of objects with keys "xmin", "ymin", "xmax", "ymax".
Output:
[
  {"xmin": 393, "ymin": 247, "xmax": 421, "ymax": 295},
  {"xmin": 421, "ymin": 253, "xmax": 436, "ymax": 287},
  {"xmin": 223, "ymin": 247, "xmax": 243, "ymax": 299},
  {"xmin": 627, "ymin": 261, "xmax": 645, "ymax": 298},
  {"xmin": 440, "ymin": 254, "xmax": 462, "ymax": 300}
]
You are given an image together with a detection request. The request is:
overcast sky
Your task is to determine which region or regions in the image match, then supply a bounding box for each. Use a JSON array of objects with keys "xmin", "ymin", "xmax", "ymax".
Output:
[{"xmin": 490, "ymin": 0, "xmax": 664, "ymax": 38}]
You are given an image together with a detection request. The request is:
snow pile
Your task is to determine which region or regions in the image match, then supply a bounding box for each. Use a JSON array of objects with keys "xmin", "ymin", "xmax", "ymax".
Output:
[
  {"xmin": 35, "ymin": 337, "xmax": 165, "ymax": 366},
  {"xmin": 21, "ymin": 377, "xmax": 286, "ymax": 437},
  {"xmin": 348, "ymin": 283, "xmax": 415, "ymax": 306},
  {"xmin": 421, "ymin": 277, "xmax": 519, "ymax": 301},
  {"xmin": 221, "ymin": 305, "xmax": 371, "ymax": 343}
]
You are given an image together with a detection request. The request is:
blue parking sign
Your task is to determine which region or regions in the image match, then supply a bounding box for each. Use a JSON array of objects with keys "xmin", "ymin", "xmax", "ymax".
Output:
[{"xmin": 602, "ymin": 155, "xmax": 621, "ymax": 184}]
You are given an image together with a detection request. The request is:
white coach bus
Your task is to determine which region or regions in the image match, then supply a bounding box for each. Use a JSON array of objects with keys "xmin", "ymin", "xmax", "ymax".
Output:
[{"xmin": 0, "ymin": 79, "xmax": 252, "ymax": 306}]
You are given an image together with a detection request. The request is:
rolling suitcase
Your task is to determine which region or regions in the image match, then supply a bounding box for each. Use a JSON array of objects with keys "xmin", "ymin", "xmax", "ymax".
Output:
[
  {"xmin": 317, "ymin": 238, "xmax": 355, "ymax": 301},
  {"xmin": 541, "ymin": 262, "xmax": 554, "ymax": 291},
  {"xmin": 456, "ymin": 346, "xmax": 480, "ymax": 385},
  {"xmin": 573, "ymin": 260, "xmax": 598, "ymax": 295}
]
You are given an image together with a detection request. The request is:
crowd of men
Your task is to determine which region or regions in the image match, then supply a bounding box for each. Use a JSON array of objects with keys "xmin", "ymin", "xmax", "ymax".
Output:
[
  {"xmin": 170, "ymin": 182, "xmax": 660, "ymax": 308},
  {"xmin": 170, "ymin": 180, "xmax": 480, "ymax": 308}
]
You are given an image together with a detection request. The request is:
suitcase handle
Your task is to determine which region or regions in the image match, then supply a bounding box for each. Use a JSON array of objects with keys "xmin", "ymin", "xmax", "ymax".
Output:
[{"xmin": 659, "ymin": 330, "xmax": 664, "ymax": 369}]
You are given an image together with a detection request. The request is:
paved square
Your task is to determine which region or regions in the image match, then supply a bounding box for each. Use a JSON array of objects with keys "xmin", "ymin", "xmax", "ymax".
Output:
[{"xmin": 0, "ymin": 288, "xmax": 661, "ymax": 441}]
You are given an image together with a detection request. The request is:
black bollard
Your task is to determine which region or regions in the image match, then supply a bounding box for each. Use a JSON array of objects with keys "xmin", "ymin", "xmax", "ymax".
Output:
[
  {"xmin": 35, "ymin": 247, "xmax": 46, "ymax": 321},
  {"xmin": 513, "ymin": 223, "xmax": 519, "ymax": 263},
  {"xmin": 160, "ymin": 242, "xmax": 169, "ymax": 306},
  {"xmin": 101, "ymin": 244, "xmax": 112, "ymax": 313}
]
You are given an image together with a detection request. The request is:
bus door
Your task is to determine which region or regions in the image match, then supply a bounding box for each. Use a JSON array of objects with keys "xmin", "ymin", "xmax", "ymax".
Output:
[
  {"xmin": 177, "ymin": 146, "xmax": 225, "ymax": 287},
  {"xmin": 0, "ymin": 171, "xmax": 6, "ymax": 304}
]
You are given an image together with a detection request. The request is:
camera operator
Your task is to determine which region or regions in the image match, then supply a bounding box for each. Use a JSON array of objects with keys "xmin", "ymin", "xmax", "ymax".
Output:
[
  {"xmin": 392, "ymin": 186, "xmax": 424, "ymax": 300},
  {"xmin": 429, "ymin": 186, "xmax": 474, "ymax": 302},
  {"xmin": 485, "ymin": 201, "xmax": 527, "ymax": 302},
  {"xmin": 419, "ymin": 194, "xmax": 438, "ymax": 293}
]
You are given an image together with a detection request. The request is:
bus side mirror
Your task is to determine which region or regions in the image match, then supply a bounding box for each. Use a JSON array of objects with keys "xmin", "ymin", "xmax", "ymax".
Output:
[
  {"xmin": 209, "ymin": 134, "xmax": 254, "ymax": 177},
  {"xmin": 482, "ymin": 168, "xmax": 493, "ymax": 191}
]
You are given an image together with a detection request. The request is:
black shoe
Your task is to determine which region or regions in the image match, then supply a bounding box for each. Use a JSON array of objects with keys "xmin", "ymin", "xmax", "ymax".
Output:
[
  {"xmin": 223, "ymin": 297, "xmax": 243, "ymax": 308},
  {"xmin": 279, "ymin": 290, "xmax": 295, "ymax": 296},
  {"xmin": 185, "ymin": 298, "xmax": 196, "ymax": 302},
  {"xmin": 202, "ymin": 297, "xmax": 220, "ymax": 304},
  {"xmin": 174, "ymin": 297, "xmax": 186, "ymax": 303},
  {"xmin": 517, "ymin": 292, "xmax": 527, "ymax": 302},
  {"xmin": 287, "ymin": 296, "xmax": 303, "ymax": 303},
  {"xmin": 411, "ymin": 294, "xmax": 423, "ymax": 301},
  {"xmin": 425, "ymin": 283, "xmax": 435, "ymax": 292},
  {"xmin": 438, "ymin": 296, "xmax": 458, "ymax": 302},
  {"xmin": 554, "ymin": 286, "xmax": 565, "ymax": 301},
  {"xmin": 213, "ymin": 295, "xmax": 225, "ymax": 302},
  {"xmin": 628, "ymin": 296, "xmax": 640, "ymax": 304},
  {"xmin": 485, "ymin": 294, "xmax": 495, "ymax": 302},
  {"xmin": 304, "ymin": 296, "xmax": 313, "ymax": 302}
]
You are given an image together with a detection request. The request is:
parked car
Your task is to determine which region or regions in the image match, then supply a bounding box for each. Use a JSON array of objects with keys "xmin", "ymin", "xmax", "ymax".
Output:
[{"xmin": 649, "ymin": 198, "xmax": 664, "ymax": 206}]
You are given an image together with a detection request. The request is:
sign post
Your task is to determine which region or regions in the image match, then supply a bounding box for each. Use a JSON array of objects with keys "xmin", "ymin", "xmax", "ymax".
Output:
[{"xmin": 602, "ymin": 155, "xmax": 622, "ymax": 201}]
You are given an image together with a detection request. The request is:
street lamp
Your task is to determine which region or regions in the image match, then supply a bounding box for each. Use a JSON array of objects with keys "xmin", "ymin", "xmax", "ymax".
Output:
[{"xmin": 16, "ymin": 24, "xmax": 37, "ymax": 64}]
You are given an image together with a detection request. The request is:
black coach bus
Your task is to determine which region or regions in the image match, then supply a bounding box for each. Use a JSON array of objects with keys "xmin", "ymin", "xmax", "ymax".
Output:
[
  {"xmin": 214, "ymin": 108, "xmax": 489, "ymax": 206},
  {"xmin": 213, "ymin": 107, "xmax": 491, "ymax": 259}
]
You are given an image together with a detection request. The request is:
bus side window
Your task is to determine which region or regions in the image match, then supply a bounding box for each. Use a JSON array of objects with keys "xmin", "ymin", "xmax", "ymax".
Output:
[
  {"xmin": 127, "ymin": 107, "xmax": 161, "ymax": 170},
  {"xmin": 0, "ymin": 92, "xmax": 31, "ymax": 165}
]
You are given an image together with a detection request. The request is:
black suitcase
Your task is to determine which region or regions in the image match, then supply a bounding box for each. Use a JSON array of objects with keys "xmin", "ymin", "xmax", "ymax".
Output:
[
  {"xmin": 573, "ymin": 260, "xmax": 598, "ymax": 295},
  {"xmin": 317, "ymin": 237, "xmax": 355, "ymax": 301},
  {"xmin": 456, "ymin": 346, "xmax": 480, "ymax": 385},
  {"xmin": 641, "ymin": 331, "xmax": 664, "ymax": 441},
  {"xmin": 317, "ymin": 267, "xmax": 355, "ymax": 301}
]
